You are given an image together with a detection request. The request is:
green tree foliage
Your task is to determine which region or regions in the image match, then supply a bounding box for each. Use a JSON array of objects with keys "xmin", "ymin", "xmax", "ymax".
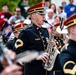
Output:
[
  {"xmin": 0, "ymin": 0, "xmax": 42, "ymax": 13},
  {"xmin": 0, "ymin": 0, "xmax": 19, "ymax": 13},
  {"xmin": 29, "ymin": 0, "xmax": 42, "ymax": 6}
]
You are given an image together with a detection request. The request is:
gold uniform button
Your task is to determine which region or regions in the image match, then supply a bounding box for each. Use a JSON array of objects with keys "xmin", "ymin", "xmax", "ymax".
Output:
[
  {"xmin": 37, "ymin": 27, "xmax": 39, "ymax": 30},
  {"xmin": 57, "ymin": 42, "xmax": 58, "ymax": 44},
  {"xmin": 40, "ymin": 32, "xmax": 42, "ymax": 34},
  {"xmin": 41, "ymin": 36, "xmax": 44, "ymax": 38},
  {"xmin": 43, "ymin": 40, "xmax": 45, "ymax": 43},
  {"xmin": 44, "ymin": 45, "xmax": 46, "ymax": 47}
]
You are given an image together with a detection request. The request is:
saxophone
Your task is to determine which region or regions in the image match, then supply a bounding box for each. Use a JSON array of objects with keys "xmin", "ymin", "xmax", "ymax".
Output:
[{"xmin": 43, "ymin": 21, "xmax": 60, "ymax": 71}]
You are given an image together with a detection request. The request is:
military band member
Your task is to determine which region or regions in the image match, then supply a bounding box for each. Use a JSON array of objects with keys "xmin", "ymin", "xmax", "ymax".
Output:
[
  {"xmin": 0, "ymin": 23, "xmax": 23, "ymax": 75},
  {"xmin": 53, "ymin": 13, "xmax": 76, "ymax": 75},
  {"xmin": 14, "ymin": 2, "xmax": 50, "ymax": 75},
  {"xmin": 6, "ymin": 23, "xmax": 24, "ymax": 50},
  {"xmin": 54, "ymin": 23, "xmax": 65, "ymax": 51}
]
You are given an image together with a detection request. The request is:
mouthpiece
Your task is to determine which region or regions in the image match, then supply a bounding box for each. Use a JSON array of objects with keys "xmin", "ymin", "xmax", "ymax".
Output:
[
  {"xmin": 43, "ymin": 20, "xmax": 52, "ymax": 27},
  {"xmin": 43, "ymin": 20, "xmax": 48, "ymax": 23}
]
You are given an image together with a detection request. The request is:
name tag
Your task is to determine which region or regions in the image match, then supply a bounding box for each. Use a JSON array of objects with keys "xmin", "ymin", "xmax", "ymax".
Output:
[{"xmin": 35, "ymin": 38, "xmax": 40, "ymax": 40}]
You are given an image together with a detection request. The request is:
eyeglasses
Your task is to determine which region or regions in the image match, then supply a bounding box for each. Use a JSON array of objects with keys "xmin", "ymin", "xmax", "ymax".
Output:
[{"xmin": 16, "ymin": 11, "xmax": 21, "ymax": 12}]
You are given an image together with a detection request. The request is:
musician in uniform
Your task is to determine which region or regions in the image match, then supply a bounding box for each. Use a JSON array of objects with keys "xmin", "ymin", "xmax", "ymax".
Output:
[
  {"xmin": 53, "ymin": 13, "xmax": 76, "ymax": 75},
  {"xmin": 6, "ymin": 23, "xmax": 24, "ymax": 50},
  {"xmin": 54, "ymin": 22, "xmax": 65, "ymax": 51},
  {"xmin": 14, "ymin": 2, "xmax": 50, "ymax": 75},
  {"xmin": 0, "ymin": 23, "xmax": 22, "ymax": 75}
]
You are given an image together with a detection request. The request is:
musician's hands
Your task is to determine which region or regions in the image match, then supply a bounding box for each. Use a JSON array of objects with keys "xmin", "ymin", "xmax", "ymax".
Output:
[
  {"xmin": 0, "ymin": 64, "xmax": 22, "ymax": 75},
  {"xmin": 36, "ymin": 52, "xmax": 49, "ymax": 63}
]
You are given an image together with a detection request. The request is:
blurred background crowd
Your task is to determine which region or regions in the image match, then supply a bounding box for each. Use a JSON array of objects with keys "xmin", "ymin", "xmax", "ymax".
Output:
[
  {"xmin": 0, "ymin": 0, "xmax": 74, "ymax": 43},
  {"xmin": 0, "ymin": 0, "xmax": 76, "ymax": 75}
]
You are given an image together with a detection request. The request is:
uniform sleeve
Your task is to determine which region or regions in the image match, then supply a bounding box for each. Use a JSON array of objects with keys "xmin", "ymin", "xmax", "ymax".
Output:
[
  {"xmin": 59, "ymin": 51, "xmax": 76, "ymax": 75},
  {"xmin": 6, "ymin": 41, "xmax": 13, "ymax": 50},
  {"xmin": 14, "ymin": 30, "xmax": 28, "ymax": 54}
]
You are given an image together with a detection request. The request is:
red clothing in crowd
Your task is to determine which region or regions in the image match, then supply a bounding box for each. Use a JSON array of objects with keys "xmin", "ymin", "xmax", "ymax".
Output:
[
  {"xmin": 0, "ymin": 11, "xmax": 13, "ymax": 30},
  {"xmin": 0, "ymin": 11, "xmax": 13, "ymax": 19}
]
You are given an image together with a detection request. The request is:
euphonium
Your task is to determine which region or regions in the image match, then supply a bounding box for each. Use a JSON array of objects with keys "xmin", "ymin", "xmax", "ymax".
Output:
[{"xmin": 43, "ymin": 21, "xmax": 60, "ymax": 71}]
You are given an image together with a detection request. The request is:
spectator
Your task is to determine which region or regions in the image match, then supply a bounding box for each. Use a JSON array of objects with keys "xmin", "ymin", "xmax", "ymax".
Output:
[
  {"xmin": 64, "ymin": 0, "xmax": 76, "ymax": 18},
  {"xmin": 42, "ymin": 0, "xmax": 50, "ymax": 11},
  {"xmin": 49, "ymin": 3, "xmax": 56, "ymax": 15},
  {"xmin": 52, "ymin": 16, "xmax": 61, "ymax": 25},
  {"xmin": 0, "ymin": 4, "xmax": 13, "ymax": 20},
  {"xmin": 8, "ymin": 7, "xmax": 25, "ymax": 24},
  {"xmin": 0, "ymin": 4, "xmax": 13, "ymax": 31},
  {"xmin": 45, "ymin": 9, "xmax": 54, "ymax": 24},
  {"xmin": 45, "ymin": 9, "xmax": 54, "ymax": 26},
  {"xmin": 18, "ymin": 0, "xmax": 30, "ymax": 18},
  {"xmin": 42, "ymin": 9, "xmax": 54, "ymax": 31},
  {"xmin": 61, "ymin": 1, "xmax": 67, "ymax": 13},
  {"xmin": 61, "ymin": 1, "xmax": 66, "ymax": 9},
  {"xmin": 56, "ymin": 6, "xmax": 66, "ymax": 20}
]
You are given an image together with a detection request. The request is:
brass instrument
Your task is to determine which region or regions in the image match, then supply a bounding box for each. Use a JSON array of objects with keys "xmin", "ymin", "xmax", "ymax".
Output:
[
  {"xmin": 0, "ymin": 34, "xmax": 13, "ymax": 66},
  {"xmin": 43, "ymin": 20, "xmax": 60, "ymax": 71}
]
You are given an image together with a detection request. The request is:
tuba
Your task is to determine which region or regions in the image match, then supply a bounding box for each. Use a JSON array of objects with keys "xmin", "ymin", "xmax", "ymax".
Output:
[{"xmin": 43, "ymin": 20, "xmax": 60, "ymax": 71}]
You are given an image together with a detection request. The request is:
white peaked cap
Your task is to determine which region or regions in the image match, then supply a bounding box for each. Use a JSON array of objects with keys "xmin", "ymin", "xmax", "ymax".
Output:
[
  {"xmin": 24, "ymin": 19, "xmax": 31, "ymax": 25},
  {"xmin": 46, "ymin": 9, "xmax": 54, "ymax": 13},
  {"xmin": 56, "ymin": 26, "xmax": 68, "ymax": 34}
]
